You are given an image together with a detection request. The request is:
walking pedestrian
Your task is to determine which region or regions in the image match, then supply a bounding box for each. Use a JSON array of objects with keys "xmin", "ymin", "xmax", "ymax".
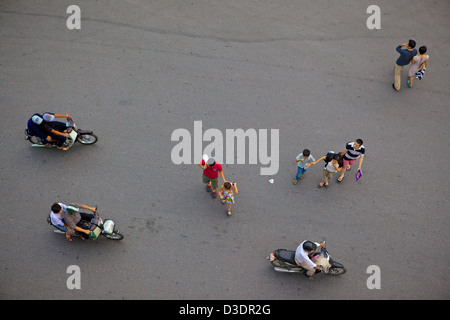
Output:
[
  {"xmin": 218, "ymin": 181, "xmax": 238, "ymax": 216},
  {"xmin": 307, "ymin": 152, "xmax": 342, "ymax": 188},
  {"xmin": 337, "ymin": 139, "xmax": 365, "ymax": 183},
  {"xmin": 393, "ymin": 40, "xmax": 417, "ymax": 91},
  {"xmin": 198, "ymin": 157, "xmax": 226, "ymax": 198},
  {"xmin": 293, "ymin": 149, "xmax": 315, "ymax": 185},
  {"xmin": 407, "ymin": 46, "xmax": 429, "ymax": 88}
]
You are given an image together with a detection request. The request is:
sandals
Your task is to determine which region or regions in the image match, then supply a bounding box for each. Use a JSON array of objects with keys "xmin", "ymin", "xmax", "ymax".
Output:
[
  {"xmin": 227, "ymin": 210, "xmax": 232, "ymax": 216},
  {"xmin": 66, "ymin": 235, "xmax": 73, "ymax": 242},
  {"xmin": 337, "ymin": 177, "xmax": 343, "ymax": 182},
  {"xmin": 407, "ymin": 80, "xmax": 413, "ymax": 88},
  {"xmin": 293, "ymin": 175, "xmax": 304, "ymax": 185}
]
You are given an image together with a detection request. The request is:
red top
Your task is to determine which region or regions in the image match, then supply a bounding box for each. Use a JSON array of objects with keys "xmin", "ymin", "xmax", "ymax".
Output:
[{"xmin": 201, "ymin": 160, "xmax": 222, "ymax": 179}]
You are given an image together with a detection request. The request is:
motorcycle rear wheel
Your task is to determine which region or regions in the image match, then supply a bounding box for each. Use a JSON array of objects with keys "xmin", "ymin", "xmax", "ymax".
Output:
[
  {"xmin": 29, "ymin": 136, "xmax": 44, "ymax": 144},
  {"xmin": 77, "ymin": 133, "xmax": 98, "ymax": 145},
  {"xmin": 102, "ymin": 231, "xmax": 124, "ymax": 240},
  {"xmin": 271, "ymin": 259, "xmax": 286, "ymax": 268},
  {"xmin": 271, "ymin": 260, "xmax": 302, "ymax": 272}
]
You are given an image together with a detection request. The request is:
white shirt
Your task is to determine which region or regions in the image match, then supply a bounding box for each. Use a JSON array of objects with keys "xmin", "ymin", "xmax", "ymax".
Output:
[
  {"xmin": 295, "ymin": 241, "xmax": 321, "ymax": 269},
  {"xmin": 324, "ymin": 161, "xmax": 338, "ymax": 173},
  {"xmin": 50, "ymin": 203, "xmax": 67, "ymax": 227}
]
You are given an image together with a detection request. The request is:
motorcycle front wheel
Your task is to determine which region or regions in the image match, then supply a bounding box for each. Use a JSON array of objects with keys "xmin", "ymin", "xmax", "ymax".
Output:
[
  {"xmin": 77, "ymin": 133, "xmax": 98, "ymax": 145},
  {"xmin": 102, "ymin": 231, "xmax": 124, "ymax": 240},
  {"xmin": 328, "ymin": 267, "xmax": 346, "ymax": 275}
]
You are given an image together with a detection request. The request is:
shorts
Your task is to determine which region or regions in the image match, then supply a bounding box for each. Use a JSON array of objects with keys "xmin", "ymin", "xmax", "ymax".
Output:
[
  {"xmin": 343, "ymin": 158, "xmax": 358, "ymax": 170},
  {"xmin": 322, "ymin": 169, "xmax": 336, "ymax": 183},
  {"xmin": 202, "ymin": 174, "xmax": 219, "ymax": 190}
]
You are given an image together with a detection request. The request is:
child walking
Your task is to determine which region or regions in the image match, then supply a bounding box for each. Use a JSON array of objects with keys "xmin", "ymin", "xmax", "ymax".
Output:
[
  {"xmin": 218, "ymin": 182, "xmax": 238, "ymax": 216},
  {"xmin": 293, "ymin": 149, "xmax": 315, "ymax": 185},
  {"xmin": 307, "ymin": 152, "xmax": 342, "ymax": 188}
]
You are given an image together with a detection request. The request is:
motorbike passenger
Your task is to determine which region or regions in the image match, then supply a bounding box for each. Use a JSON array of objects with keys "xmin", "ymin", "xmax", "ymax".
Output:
[
  {"xmin": 27, "ymin": 113, "xmax": 70, "ymax": 150},
  {"xmin": 51, "ymin": 202, "xmax": 96, "ymax": 242},
  {"xmin": 295, "ymin": 240, "xmax": 325, "ymax": 278},
  {"xmin": 27, "ymin": 114, "xmax": 50, "ymax": 143},
  {"xmin": 50, "ymin": 203, "xmax": 69, "ymax": 233}
]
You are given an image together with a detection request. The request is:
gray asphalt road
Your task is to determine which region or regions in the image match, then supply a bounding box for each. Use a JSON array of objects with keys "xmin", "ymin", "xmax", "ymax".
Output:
[{"xmin": 1, "ymin": 0, "xmax": 449, "ymax": 300}]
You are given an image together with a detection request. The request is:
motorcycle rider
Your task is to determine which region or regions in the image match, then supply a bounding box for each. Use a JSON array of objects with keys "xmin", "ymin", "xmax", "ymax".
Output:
[
  {"xmin": 51, "ymin": 202, "xmax": 96, "ymax": 242},
  {"xmin": 42, "ymin": 112, "xmax": 71, "ymax": 131},
  {"xmin": 27, "ymin": 113, "xmax": 70, "ymax": 150},
  {"xmin": 295, "ymin": 240, "xmax": 325, "ymax": 278}
]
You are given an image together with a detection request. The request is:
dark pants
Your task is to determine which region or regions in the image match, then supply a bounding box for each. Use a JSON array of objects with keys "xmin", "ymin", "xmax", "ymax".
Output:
[
  {"xmin": 49, "ymin": 121, "xmax": 67, "ymax": 147},
  {"xmin": 76, "ymin": 212, "xmax": 94, "ymax": 239}
]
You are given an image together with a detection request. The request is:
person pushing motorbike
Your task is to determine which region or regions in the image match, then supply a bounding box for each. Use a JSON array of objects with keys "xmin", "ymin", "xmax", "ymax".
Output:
[{"xmin": 295, "ymin": 240, "xmax": 325, "ymax": 278}]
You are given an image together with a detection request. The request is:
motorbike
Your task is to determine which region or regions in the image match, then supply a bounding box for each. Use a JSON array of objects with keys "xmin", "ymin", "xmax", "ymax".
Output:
[
  {"xmin": 267, "ymin": 241, "xmax": 346, "ymax": 275},
  {"xmin": 25, "ymin": 117, "xmax": 98, "ymax": 149},
  {"xmin": 47, "ymin": 207, "xmax": 124, "ymax": 241}
]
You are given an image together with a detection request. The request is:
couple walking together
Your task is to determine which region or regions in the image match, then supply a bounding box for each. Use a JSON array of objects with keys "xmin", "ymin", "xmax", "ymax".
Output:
[{"xmin": 393, "ymin": 39, "xmax": 429, "ymax": 91}]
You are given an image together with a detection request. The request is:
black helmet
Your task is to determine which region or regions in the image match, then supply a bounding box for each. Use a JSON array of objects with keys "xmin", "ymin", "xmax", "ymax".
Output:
[{"xmin": 303, "ymin": 241, "xmax": 317, "ymax": 252}]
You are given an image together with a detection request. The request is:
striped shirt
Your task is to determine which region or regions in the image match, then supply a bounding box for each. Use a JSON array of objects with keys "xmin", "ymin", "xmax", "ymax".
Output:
[{"xmin": 343, "ymin": 142, "xmax": 365, "ymax": 161}]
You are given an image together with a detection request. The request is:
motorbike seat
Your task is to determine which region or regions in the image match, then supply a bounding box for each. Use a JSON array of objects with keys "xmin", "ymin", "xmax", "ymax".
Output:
[
  {"xmin": 275, "ymin": 249, "xmax": 297, "ymax": 265},
  {"xmin": 89, "ymin": 216, "xmax": 100, "ymax": 231}
]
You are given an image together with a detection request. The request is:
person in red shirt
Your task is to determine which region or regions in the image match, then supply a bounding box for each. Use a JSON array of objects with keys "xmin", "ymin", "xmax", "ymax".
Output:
[{"xmin": 198, "ymin": 157, "xmax": 226, "ymax": 198}]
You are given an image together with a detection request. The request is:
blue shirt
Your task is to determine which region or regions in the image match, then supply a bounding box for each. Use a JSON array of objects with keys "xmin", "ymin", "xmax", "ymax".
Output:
[
  {"xmin": 27, "ymin": 113, "xmax": 48, "ymax": 140},
  {"xmin": 396, "ymin": 45, "xmax": 417, "ymax": 66},
  {"xmin": 296, "ymin": 154, "xmax": 315, "ymax": 168}
]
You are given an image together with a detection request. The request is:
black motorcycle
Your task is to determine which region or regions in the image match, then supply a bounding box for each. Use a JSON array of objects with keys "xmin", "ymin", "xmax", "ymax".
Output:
[
  {"xmin": 47, "ymin": 207, "xmax": 124, "ymax": 241},
  {"xmin": 25, "ymin": 117, "xmax": 97, "ymax": 149},
  {"xmin": 268, "ymin": 241, "xmax": 346, "ymax": 275}
]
